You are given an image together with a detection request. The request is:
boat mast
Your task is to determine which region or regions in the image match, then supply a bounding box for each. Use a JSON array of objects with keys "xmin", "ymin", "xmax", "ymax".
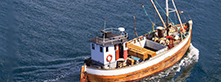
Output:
[
  {"xmin": 166, "ymin": 0, "xmax": 169, "ymax": 35},
  {"xmin": 150, "ymin": 0, "xmax": 167, "ymax": 29},
  {"xmin": 171, "ymin": 0, "xmax": 184, "ymax": 31},
  {"xmin": 166, "ymin": 0, "xmax": 169, "ymax": 25},
  {"xmin": 166, "ymin": 0, "xmax": 169, "ymax": 36}
]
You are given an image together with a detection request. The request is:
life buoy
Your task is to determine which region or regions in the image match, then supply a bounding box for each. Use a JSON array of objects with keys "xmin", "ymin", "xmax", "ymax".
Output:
[{"xmin": 106, "ymin": 54, "xmax": 113, "ymax": 62}]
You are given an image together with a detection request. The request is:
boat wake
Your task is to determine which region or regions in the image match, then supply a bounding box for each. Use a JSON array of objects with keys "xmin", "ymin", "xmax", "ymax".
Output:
[
  {"xmin": 42, "ymin": 56, "xmax": 89, "ymax": 82},
  {"xmin": 138, "ymin": 43, "xmax": 199, "ymax": 82},
  {"xmin": 13, "ymin": 55, "xmax": 90, "ymax": 82}
]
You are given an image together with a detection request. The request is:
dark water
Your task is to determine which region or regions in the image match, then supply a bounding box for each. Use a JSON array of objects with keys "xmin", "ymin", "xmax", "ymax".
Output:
[{"xmin": 0, "ymin": 0, "xmax": 221, "ymax": 82}]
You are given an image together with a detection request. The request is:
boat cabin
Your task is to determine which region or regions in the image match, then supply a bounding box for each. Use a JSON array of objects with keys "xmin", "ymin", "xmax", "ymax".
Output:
[{"xmin": 88, "ymin": 28, "xmax": 128, "ymax": 69}]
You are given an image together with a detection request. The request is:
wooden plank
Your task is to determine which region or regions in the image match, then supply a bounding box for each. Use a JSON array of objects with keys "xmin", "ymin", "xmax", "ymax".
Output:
[{"xmin": 127, "ymin": 43, "xmax": 156, "ymax": 59}]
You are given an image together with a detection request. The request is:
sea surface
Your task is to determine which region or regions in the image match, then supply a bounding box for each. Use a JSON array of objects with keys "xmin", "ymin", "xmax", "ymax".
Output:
[{"xmin": 0, "ymin": 0, "xmax": 221, "ymax": 82}]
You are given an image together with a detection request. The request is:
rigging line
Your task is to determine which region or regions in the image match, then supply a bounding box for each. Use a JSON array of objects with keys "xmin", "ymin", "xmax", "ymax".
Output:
[
  {"xmin": 133, "ymin": 16, "xmax": 139, "ymax": 39},
  {"xmin": 150, "ymin": 0, "xmax": 167, "ymax": 28},
  {"xmin": 140, "ymin": 1, "xmax": 154, "ymax": 23},
  {"xmin": 141, "ymin": 0, "xmax": 155, "ymax": 31},
  {"xmin": 146, "ymin": 0, "xmax": 158, "ymax": 26},
  {"xmin": 180, "ymin": 0, "xmax": 192, "ymax": 20},
  {"xmin": 132, "ymin": 0, "xmax": 139, "ymax": 39},
  {"xmin": 174, "ymin": 0, "xmax": 188, "ymax": 22},
  {"xmin": 133, "ymin": 16, "xmax": 142, "ymax": 47},
  {"xmin": 172, "ymin": 0, "xmax": 184, "ymax": 40},
  {"xmin": 154, "ymin": 0, "xmax": 182, "ymax": 32},
  {"xmin": 154, "ymin": 0, "xmax": 175, "ymax": 25},
  {"xmin": 146, "ymin": 0, "xmax": 156, "ymax": 19},
  {"xmin": 132, "ymin": 1, "xmax": 142, "ymax": 47},
  {"xmin": 132, "ymin": 0, "xmax": 135, "ymax": 16},
  {"xmin": 179, "ymin": 10, "xmax": 188, "ymax": 22}
]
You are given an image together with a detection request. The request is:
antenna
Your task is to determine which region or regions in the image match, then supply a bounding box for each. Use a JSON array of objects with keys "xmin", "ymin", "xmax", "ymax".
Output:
[
  {"xmin": 133, "ymin": 16, "xmax": 139, "ymax": 39},
  {"xmin": 102, "ymin": 20, "xmax": 106, "ymax": 45},
  {"xmin": 132, "ymin": 0, "xmax": 138, "ymax": 39},
  {"xmin": 103, "ymin": 19, "xmax": 106, "ymax": 30},
  {"xmin": 132, "ymin": 0, "xmax": 142, "ymax": 47}
]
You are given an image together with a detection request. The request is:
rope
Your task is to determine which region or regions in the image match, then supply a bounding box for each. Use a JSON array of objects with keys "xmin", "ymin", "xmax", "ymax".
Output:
[
  {"xmin": 133, "ymin": 16, "xmax": 139, "ymax": 39},
  {"xmin": 146, "ymin": 0, "xmax": 158, "ymax": 31},
  {"xmin": 146, "ymin": 0, "xmax": 156, "ymax": 19},
  {"xmin": 175, "ymin": 0, "xmax": 188, "ymax": 22},
  {"xmin": 140, "ymin": 1, "xmax": 154, "ymax": 23},
  {"xmin": 132, "ymin": 0, "xmax": 138, "ymax": 39},
  {"xmin": 132, "ymin": 0, "xmax": 135, "ymax": 16},
  {"xmin": 153, "ymin": 0, "xmax": 182, "ymax": 33},
  {"xmin": 154, "ymin": 0, "xmax": 174, "ymax": 25},
  {"xmin": 181, "ymin": 11, "xmax": 188, "ymax": 22},
  {"xmin": 180, "ymin": 0, "xmax": 192, "ymax": 20}
]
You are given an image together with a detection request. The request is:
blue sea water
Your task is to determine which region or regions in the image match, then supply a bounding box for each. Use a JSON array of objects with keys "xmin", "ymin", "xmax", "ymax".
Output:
[{"xmin": 0, "ymin": 0, "xmax": 221, "ymax": 82}]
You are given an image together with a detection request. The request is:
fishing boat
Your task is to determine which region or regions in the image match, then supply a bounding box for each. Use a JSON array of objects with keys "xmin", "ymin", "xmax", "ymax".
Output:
[{"xmin": 80, "ymin": 0, "xmax": 193, "ymax": 82}]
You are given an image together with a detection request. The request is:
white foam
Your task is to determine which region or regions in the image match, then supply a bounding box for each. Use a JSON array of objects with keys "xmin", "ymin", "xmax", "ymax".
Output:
[{"xmin": 144, "ymin": 43, "xmax": 199, "ymax": 81}]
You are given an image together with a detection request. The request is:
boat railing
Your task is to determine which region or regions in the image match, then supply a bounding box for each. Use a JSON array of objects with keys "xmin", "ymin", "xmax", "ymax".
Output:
[
  {"xmin": 103, "ymin": 27, "xmax": 128, "ymax": 37},
  {"xmin": 93, "ymin": 36, "xmax": 128, "ymax": 46},
  {"xmin": 90, "ymin": 27, "xmax": 128, "ymax": 40}
]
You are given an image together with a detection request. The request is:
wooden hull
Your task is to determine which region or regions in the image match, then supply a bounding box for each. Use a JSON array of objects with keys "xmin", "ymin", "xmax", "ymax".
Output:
[{"xmin": 81, "ymin": 26, "xmax": 192, "ymax": 82}]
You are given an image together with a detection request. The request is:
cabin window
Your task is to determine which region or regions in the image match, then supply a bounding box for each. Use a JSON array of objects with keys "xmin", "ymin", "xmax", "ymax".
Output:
[
  {"xmin": 92, "ymin": 44, "xmax": 95, "ymax": 50},
  {"xmin": 106, "ymin": 47, "xmax": 109, "ymax": 52},
  {"xmin": 100, "ymin": 46, "xmax": 103, "ymax": 52}
]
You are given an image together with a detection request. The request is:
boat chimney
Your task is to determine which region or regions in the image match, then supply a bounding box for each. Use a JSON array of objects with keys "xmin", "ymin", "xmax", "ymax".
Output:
[{"xmin": 157, "ymin": 26, "xmax": 164, "ymax": 38}]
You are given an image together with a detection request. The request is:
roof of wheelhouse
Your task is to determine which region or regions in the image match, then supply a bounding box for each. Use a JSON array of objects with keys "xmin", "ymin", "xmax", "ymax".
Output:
[{"xmin": 89, "ymin": 31, "xmax": 128, "ymax": 46}]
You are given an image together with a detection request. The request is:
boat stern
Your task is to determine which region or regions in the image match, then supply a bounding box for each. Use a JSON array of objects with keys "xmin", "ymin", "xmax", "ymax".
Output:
[{"xmin": 80, "ymin": 65, "xmax": 87, "ymax": 82}]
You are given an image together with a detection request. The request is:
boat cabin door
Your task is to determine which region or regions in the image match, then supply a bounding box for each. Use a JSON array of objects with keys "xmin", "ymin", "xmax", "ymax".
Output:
[
  {"xmin": 115, "ymin": 43, "xmax": 124, "ymax": 60},
  {"xmin": 115, "ymin": 45, "xmax": 119, "ymax": 60},
  {"xmin": 119, "ymin": 43, "xmax": 124, "ymax": 58}
]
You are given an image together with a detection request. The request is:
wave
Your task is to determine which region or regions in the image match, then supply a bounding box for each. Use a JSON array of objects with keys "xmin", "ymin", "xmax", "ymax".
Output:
[
  {"xmin": 13, "ymin": 55, "xmax": 90, "ymax": 82},
  {"xmin": 138, "ymin": 43, "xmax": 199, "ymax": 82}
]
